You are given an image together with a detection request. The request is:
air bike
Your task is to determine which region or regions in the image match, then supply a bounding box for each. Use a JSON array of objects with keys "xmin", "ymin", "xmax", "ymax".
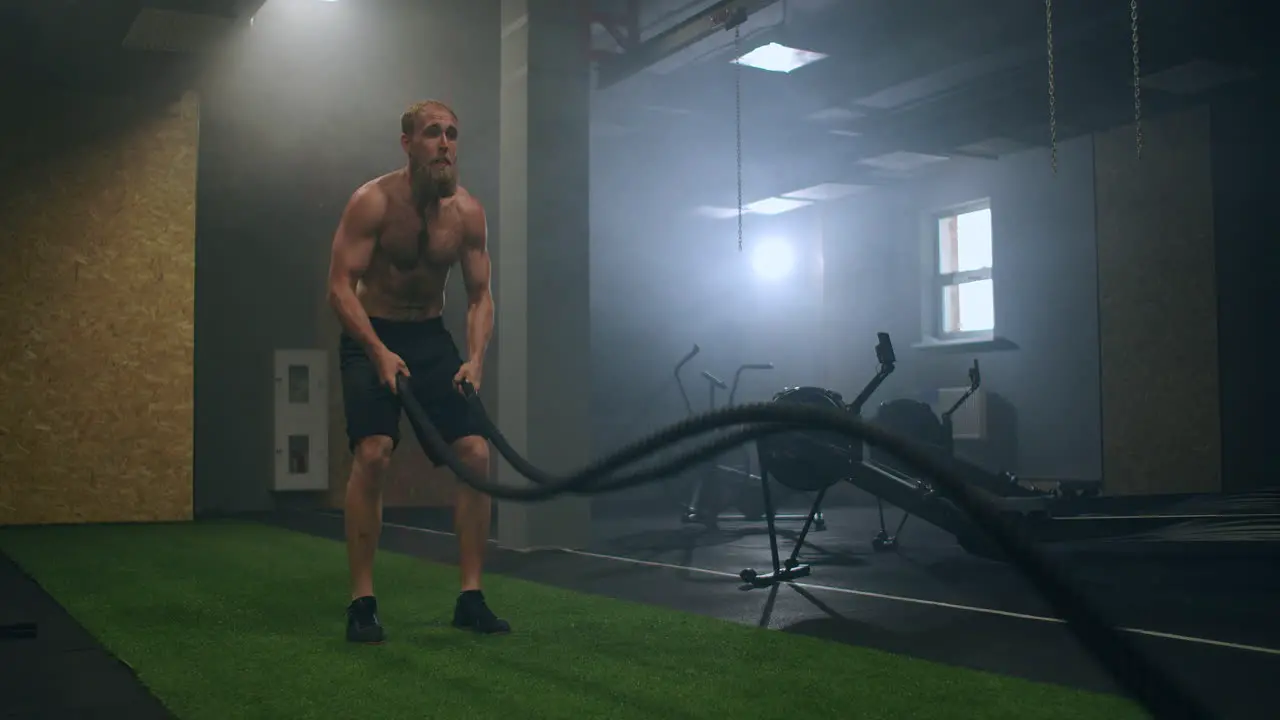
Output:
[
  {"xmin": 672, "ymin": 345, "xmax": 823, "ymax": 529},
  {"xmin": 740, "ymin": 332, "xmax": 1025, "ymax": 586},
  {"xmin": 734, "ymin": 332, "xmax": 897, "ymax": 585}
]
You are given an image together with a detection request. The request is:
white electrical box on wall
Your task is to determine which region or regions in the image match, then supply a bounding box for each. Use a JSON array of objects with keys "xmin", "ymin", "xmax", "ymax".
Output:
[{"xmin": 273, "ymin": 349, "xmax": 330, "ymax": 491}]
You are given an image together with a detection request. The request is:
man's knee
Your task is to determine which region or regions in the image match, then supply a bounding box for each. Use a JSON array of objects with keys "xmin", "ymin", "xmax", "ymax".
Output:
[
  {"xmin": 452, "ymin": 435, "xmax": 489, "ymax": 473},
  {"xmin": 351, "ymin": 436, "xmax": 395, "ymax": 489}
]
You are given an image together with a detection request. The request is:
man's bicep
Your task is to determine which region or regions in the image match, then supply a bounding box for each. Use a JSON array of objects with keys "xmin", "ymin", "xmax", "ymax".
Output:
[
  {"xmin": 461, "ymin": 202, "xmax": 491, "ymax": 296},
  {"xmin": 328, "ymin": 189, "xmax": 381, "ymax": 289},
  {"xmin": 463, "ymin": 247, "xmax": 492, "ymax": 297}
]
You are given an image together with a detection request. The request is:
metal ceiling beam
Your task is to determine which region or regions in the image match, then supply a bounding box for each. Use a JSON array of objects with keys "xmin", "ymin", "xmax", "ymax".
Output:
[
  {"xmin": 232, "ymin": 0, "xmax": 268, "ymax": 22},
  {"xmin": 589, "ymin": 0, "xmax": 641, "ymax": 51},
  {"xmin": 593, "ymin": 0, "xmax": 780, "ymax": 90}
]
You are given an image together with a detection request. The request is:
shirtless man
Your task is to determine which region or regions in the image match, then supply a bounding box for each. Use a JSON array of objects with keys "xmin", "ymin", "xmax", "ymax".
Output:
[{"xmin": 326, "ymin": 99, "xmax": 507, "ymax": 643}]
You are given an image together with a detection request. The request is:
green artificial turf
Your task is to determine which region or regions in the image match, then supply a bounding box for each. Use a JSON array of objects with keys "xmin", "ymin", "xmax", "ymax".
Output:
[{"xmin": 0, "ymin": 520, "xmax": 1146, "ymax": 719}]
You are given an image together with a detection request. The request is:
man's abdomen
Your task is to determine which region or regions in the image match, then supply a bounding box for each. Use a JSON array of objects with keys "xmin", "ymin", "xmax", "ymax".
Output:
[{"xmin": 356, "ymin": 273, "xmax": 446, "ymax": 322}]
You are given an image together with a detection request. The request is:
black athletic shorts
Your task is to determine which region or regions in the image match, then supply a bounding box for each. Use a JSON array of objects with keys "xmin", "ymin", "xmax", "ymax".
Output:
[{"xmin": 339, "ymin": 316, "xmax": 482, "ymax": 464}]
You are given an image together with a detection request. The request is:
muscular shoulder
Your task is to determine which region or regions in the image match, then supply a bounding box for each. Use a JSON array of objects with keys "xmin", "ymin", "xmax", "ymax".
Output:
[
  {"xmin": 452, "ymin": 187, "xmax": 487, "ymax": 244},
  {"xmin": 345, "ymin": 178, "xmax": 392, "ymax": 228}
]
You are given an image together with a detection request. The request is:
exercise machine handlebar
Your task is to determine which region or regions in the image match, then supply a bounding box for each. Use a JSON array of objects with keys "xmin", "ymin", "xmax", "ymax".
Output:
[
  {"xmin": 700, "ymin": 371, "xmax": 729, "ymax": 390},
  {"xmin": 942, "ymin": 359, "xmax": 982, "ymax": 421},
  {"xmin": 846, "ymin": 332, "xmax": 897, "ymax": 415},
  {"xmin": 673, "ymin": 345, "xmax": 701, "ymax": 416},
  {"xmin": 728, "ymin": 362, "xmax": 774, "ymax": 407},
  {"xmin": 675, "ymin": 344, "xmax": 700, "ymax": 372}
]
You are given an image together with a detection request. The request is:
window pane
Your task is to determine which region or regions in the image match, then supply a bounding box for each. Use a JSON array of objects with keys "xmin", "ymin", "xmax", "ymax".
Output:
[
  {"xmin": 937, "ymin": 216, "xmax": 957, "ymax": 273},
  {"xmin": 942, "ymin": 279, "xmax": 995, "ymax": 334},
  {"xmin": 938, "ymin": 207, "xmax": 992, "ymax": 274},
  {"xmin": 955, "ymin": 208, "xmax": 992, "ymax": 272}
]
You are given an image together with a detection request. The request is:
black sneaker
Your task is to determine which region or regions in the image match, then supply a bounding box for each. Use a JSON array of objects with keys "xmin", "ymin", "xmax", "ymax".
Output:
[
  {"xmin": 346, "ymin": 596, "xmax": 385, "ymax": 644},
  {"xmin": 452, "ymin": 590, "xmax": 511, "ymax": 634}
]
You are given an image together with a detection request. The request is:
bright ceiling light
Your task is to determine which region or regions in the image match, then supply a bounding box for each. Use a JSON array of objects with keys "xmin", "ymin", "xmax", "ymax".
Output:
[
  {"xmin": 782, "ymin": 183, "xmax": 868, "ymax": 201},
  {"xmin": 858, "ymin": 151, "xmax": 950, "ymax": 173},
  {"xmin": 743, "ymin": 197, "xmax": 811, "ymax": 215},
  {"xmin": 732, "ymin": 42, "xmax": 827, "ymax": 73},
  {"xmin": 694, "ymin": 205, "xmax": 741, "ymax": 219},
  {"xmin": 807, "ymin": 107, "xmax": 863, "ymax": 123},
  {"xmin": 751, "ymin": 239, "xmax": 796, "ymax": 281}
]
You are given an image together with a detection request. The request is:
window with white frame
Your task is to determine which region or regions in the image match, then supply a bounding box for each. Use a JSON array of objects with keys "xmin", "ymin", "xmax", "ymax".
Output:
[{"xmin": 934, "ymin": 202, "xmax": 994, "ymax": 338}]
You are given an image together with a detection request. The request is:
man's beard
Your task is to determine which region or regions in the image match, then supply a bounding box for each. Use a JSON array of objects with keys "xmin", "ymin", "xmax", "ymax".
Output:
[{"xmin": 410, "ymin": 159, "xmax": 457, "ymax": 204}]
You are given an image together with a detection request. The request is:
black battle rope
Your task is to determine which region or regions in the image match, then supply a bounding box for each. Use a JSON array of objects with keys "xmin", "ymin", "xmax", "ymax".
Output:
[{"xmin": 397, "ymin": 376, "xmax": 1206, "ymax": 720}]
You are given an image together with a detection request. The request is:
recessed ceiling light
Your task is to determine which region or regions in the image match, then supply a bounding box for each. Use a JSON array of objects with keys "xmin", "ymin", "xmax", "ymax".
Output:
[
  {"xmin": 782, "ymin": 183, "xmax": 868, "ymax": 201},
  {"xmin": 732, "ymin": 42, "xmax": 827, "ymax": 73},
  {"xmin": 956, "ymin": 137, "xmax": 1028, "ymax": 156},
  {"xmin": 694, "ymin": 206, "xmax": 741, "ymax": 219},
  {"xmin": 858, "ymin": 151, "xmax": 949, "ymax": 172},
  {"xmin": 743, "ymin": 197, "xmax": 812, "ymax": 215},
  {"xmin": 807, "ymin": 107, "xmax": 862, "ymax": 123}
]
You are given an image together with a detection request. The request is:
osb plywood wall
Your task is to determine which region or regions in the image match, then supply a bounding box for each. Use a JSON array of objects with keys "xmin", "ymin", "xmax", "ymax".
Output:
[
  {"xmin": 0, "ymin": 90, "xmax": 198, "ymax": 525},
  {"xmin": 1094, "ymin": 105, "xmax": 1221, "ymax": 495}
]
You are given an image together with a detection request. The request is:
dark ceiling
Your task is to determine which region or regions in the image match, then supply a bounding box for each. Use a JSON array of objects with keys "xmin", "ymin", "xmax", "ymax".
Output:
[
  {"xmin": 589, "ymin": 0, "xmax": 1276, "ymax": 213},
  {"xmin": 1, "ymin": 0, "xmax": 1271, "ymax": 218},
  {"xmin": 0, "ymin": 0, "xmax": 260, "ymax": 93}
]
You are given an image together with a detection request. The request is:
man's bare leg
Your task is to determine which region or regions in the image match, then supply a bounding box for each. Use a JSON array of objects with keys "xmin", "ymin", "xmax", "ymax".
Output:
[
  {"xmin": 451, "ymin": 435, "xmax": 492, "ymax": 590},
  {"xmin": 449, "ymin": 435, "xmax": 508, "ymax": 633},
  {"xmin": 344, "ymin": 435, "xmax": 393, "ymax": 643}
]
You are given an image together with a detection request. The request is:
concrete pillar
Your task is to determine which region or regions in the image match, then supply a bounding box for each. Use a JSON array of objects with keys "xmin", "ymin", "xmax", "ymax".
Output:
[{"xmin": 496, "ymin": 0, "xmax": 592, "ymax": 549}]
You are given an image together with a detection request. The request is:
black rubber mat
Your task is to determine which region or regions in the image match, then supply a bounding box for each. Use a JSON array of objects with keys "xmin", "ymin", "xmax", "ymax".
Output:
[{"xmin": 0, "ymin": 551, "xmax": 174, "ymax": 720}]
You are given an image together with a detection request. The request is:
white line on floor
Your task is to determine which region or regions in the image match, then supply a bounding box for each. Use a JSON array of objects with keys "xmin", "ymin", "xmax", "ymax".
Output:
[
  {"xmin": 304, "ymin": 511, "xmax": 1280, "ymax": 657},
  {"xmin": 559, "ymin": 548, "xmax": 1280, "ymax": 656},
  {"xmin": 1057, "ymin": 514, "xmax": 1280, "ymax": 521}
]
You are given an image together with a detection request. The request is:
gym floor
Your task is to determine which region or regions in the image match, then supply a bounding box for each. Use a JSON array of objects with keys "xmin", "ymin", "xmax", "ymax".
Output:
[
  {"xmin": 304, "ymin": 500, "xmax": 1279, "ymax": 718},
  {"xmin": 4, "ymin": 501, "xmax": 1278, "ymax": 719},
  {"xmin": 338, "ymin": 501, "xmax": 1280, "ymax": 717}
]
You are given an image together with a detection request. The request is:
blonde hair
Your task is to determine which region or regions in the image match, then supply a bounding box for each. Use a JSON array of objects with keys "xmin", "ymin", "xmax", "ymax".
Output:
[{"xmin": 400, "ymin": 99, "xmax": 458, "ymax": 135}]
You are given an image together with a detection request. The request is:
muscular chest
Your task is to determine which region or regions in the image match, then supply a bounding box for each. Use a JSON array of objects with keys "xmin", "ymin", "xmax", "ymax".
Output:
[{"xmin": 377, "ymin": 206, "xmax": 461, "ymax": 272}]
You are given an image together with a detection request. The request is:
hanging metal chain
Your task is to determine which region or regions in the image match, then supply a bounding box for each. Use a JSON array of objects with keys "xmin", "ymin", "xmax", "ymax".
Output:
[
  {"xmin": 1131, "ymin": 0, "xmax": 1142, "ymax": 159},
  {"xmin": 1045, "ymin": 0, "xmax": 1057, "ymax": 174},
  {"xmin": 734, "ymin": 25, "xmax": 744, "ymax": 252}
]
